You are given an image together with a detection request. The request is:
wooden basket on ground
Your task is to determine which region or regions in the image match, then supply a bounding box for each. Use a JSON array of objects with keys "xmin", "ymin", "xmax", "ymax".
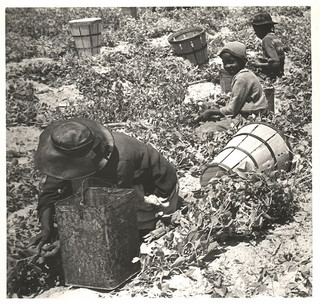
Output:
[
  {"xmin": 55, "ymin": 178, "xmax": 140, "ymax": 290},
  {"xmin": 69, "ymin": 18, "xmax": 102, "ymax": 56},
  {"xmin": 200, "ymin": 122, "xmax": 292, "ymax": 186},
  {"xmin": 168, "ymin": 27, "xmax": 209, "ymax": 66}
]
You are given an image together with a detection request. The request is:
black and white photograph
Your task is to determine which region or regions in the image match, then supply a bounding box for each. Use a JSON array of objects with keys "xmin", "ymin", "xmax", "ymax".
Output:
[{"xmin": 2, "ymin": 0, "xmax": 319, "ymax": 303}]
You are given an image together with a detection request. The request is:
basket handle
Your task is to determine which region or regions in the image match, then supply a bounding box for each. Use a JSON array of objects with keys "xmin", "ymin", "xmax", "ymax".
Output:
[
  {"xmin": 79, "ymin": 177, "xmax": 115, "ymax": 206},
  {"xmin": 76, "ymin": 177, "xmax": 116, "ymax": 219}
]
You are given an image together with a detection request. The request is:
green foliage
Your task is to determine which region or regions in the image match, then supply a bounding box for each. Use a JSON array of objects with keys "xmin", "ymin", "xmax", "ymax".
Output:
[
  {"xmin": 6, "ymin": 161, "xmax": 39, "ymax": 215},
  {"xmin": 7, "ymin": 209, "xmax": 63, "ymax": 297},
  {"xmin": 6, "ymin": 6, "xmax": 312, "ymax": 298}
]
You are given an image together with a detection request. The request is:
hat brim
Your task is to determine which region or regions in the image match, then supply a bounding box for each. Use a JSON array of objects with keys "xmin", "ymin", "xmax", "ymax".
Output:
[
  {"xmin": 252, "ymin": 21, "xmax": 278, "ymax": 25},
  {"xmin": 35, "ymin": 118, "xmax": 115, "ymax": 180}
]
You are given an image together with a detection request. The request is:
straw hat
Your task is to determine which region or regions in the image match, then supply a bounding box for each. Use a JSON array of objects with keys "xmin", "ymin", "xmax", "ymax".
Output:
[
  {"xmin": 35, "ymin": 118, "xmax": 114, "ymax": 180},
  {"xmin": 252, "ymin": 11, "xmax": 278, "ymax": 26},
  {"xmin": 219, "ymin": 42, "xmax": 248, "ymax": 63}
]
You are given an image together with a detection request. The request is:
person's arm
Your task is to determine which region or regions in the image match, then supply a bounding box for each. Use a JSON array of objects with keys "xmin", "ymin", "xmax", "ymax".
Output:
[{"xmin": 28, "ymin": 176, "xmax": 72, "ymax": 253}]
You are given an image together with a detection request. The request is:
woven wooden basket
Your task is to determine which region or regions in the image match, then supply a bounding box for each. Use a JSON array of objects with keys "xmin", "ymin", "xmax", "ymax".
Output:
[
  {"xmin": 168, "ymin": 27, "xmax": 209, "ymax": 66},
  {"xmin": 69, "ymin": 18, "xmax": 102, "ymax": 56},
  {"xmin": 201, "ymin": 122, "xmax": 292, "ymax": 186}
]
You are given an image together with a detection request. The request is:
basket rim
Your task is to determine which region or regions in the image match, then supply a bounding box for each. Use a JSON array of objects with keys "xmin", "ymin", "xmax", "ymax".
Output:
[
  {"xmin": 55, "ymin": 186, "xmax": 135, "ymax": 208},
  {"xmin": 69, "ymin": 18, "xmax": 102, "ymax": 25},
  {"xmin": 200, "ymin": 163, "xmax": 230, "ymax": 186},
  {"xmin": 168, "ymin": 27, "xmax": 205, "ymax": 44}
]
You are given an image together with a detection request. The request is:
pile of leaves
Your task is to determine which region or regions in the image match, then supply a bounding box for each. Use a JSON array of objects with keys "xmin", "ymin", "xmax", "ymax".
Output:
[{"xmin": 6, "ymin": 6, "xmax": 312, "ymax": 298}]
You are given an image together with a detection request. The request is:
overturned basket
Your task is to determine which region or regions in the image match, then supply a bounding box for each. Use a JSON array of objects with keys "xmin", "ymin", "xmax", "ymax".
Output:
[
  {"xmin": 200, "ymin": 122, "xmax": 293, "ymax": 186},
  {"xmin": 168, "ymin": 27, "xmax": 209, "ymax": 66}
]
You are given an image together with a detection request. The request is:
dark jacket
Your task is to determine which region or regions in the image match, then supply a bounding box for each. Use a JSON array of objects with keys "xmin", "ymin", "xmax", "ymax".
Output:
[{"xmin": 37, "ymin": 131, "xmax": 178, "ymax": 220}]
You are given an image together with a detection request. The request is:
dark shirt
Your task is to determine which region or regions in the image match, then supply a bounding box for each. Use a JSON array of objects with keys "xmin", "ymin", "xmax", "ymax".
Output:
[
  {"xmin": 261, "ymin": 32, "xmax": 285, "ymax": 78},
  {"xmin": 37, "ymin": 131, "xmax": 177, "ymax": 219}
]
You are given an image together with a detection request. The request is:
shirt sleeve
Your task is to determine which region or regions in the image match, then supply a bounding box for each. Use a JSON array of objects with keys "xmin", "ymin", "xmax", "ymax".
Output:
[
  {"xmin": 262, "ymin": 36, "xmax": 280, "ymax": 64},
  {"xmin": 37, "ymin": 176, "xmax": 73, "ymax": 219},
  {"xmin": 219, "ymin": 74, "xmax": 251, "ymax": 117}
]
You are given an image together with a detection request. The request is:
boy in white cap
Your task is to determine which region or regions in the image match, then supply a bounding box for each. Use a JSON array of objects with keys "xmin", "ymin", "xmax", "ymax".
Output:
[
  {"xmin": 195, "ymin": 41, "xmax": 268, "ymax": 128},
  {"xmin": 29, "ymin": 118, "xmax": 179, "ymax": 256}
]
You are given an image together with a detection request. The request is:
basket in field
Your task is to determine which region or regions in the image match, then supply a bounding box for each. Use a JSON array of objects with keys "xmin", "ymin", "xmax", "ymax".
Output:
[
  {"xmin": 168, "ymin": 27, "xmax": 209, "ymax": 66},
  {"xmin": 69, "ymin": 18, "xmax": 102, "ymax": 56},
  {"xmin": 201, "ymin": 122, "xmax": 292, "ymax": 186}
]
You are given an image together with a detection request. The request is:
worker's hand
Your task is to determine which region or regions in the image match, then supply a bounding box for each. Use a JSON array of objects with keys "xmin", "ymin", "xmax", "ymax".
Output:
[
  {"xmin": 40, "ymin": 240, "xmax": 61, "ymax": 258},
  {"xmin": 143, "ymin": 224, "xmax": 167, "ymax": 243},
  {"xmin": 27, "ymin": 228, "xmax": 53, "ymax": 254},
  {"xmin": 194, "ymin": 110, "xmax": 219, "ymax": 123}
]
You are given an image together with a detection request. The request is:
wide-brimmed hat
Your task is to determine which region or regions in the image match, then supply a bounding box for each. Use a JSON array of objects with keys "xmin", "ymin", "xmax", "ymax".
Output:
[
  {"xmin": 252, "ymin": 11, "xmax": 278, "ymax": 26},
  {"xmin": 219, "ymin": 42, "xmax": 247, "ymax": 63},
  {"xmin": 35, "ymin": 118, "xmax": 115, "ymax": 180}
]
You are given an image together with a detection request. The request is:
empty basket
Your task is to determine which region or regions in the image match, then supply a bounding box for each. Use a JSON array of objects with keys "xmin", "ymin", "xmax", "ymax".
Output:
[
  {"xmin": 168, "ymin": 27, "xmax": 209, "ymax": 66},
  {"xmin": 200, "ymin": 122, "xmax": 292, "ymax": 186},
  {"xmin": 69, "ymin": 18, "xmax": 102, "ymax": 56}
]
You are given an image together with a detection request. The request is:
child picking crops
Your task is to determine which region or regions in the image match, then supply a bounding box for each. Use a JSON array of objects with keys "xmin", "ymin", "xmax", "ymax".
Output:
[
  {"xmin": 251, "ymin": 11, "xmax": 286, "ymax": 80},
  {"xmin": 195, "ymin": 41, "xmax": 268, "ymax": 130}
]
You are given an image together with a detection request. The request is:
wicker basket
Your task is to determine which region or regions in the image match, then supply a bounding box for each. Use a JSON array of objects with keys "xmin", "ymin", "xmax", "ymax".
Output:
[
  {"xmin": 55, "ymin": 178, "xmax": 140, "ymax": 290},
  {"xmin": 69, "ymin": 18, "xmax": 102, "ymax": 56},
  {"xmin": 168, "ymin": 27, "xmax": 209, "ymax": 66},
  {"xmin": 201, "ymin": 122, "xmax": 292, "ymax": 186}
]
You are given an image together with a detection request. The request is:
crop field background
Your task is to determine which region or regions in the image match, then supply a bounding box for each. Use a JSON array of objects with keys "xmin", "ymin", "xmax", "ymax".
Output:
[{"xmin": 3, "ymin": 2, "xmax": 319, "ymax": 301}]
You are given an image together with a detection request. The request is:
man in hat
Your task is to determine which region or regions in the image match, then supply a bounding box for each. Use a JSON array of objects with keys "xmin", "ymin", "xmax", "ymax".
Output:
[
  {"xmin": 251, "ymin": 11, "xmax": 286, "ymax": 80},
  {"xmin": 29, "ymin": 118, "xmax": 179, "ymax": 256}
]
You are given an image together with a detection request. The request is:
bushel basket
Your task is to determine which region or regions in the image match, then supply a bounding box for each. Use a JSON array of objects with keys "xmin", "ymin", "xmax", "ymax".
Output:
[
  {"xmin": 55, "ymin": 178, "xmax": 141, "ymax": 290},
  {"xmin": 168, "ymin": 27, "xmax": 209, "ymax": 66},
  {"xmin": 201, "ymin": 122, "xmax": 292, "ymax": 186},
  {"xmin": 69, "ymin": 18, "xmax": 102, "ymax": 56}
]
